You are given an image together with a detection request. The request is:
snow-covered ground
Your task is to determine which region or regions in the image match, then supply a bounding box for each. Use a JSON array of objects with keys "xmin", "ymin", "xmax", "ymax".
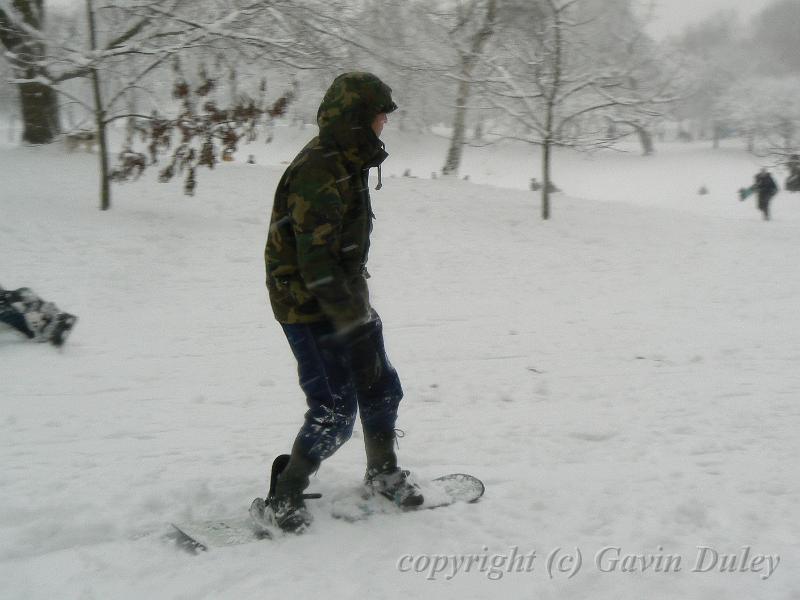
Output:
[{"xmin": 1, "ymin": 126, "xmax": 798, "ymax": 600}]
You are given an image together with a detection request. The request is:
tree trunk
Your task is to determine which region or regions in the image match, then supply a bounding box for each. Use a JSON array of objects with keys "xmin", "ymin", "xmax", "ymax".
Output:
[
  {"xmin": 541, "ymin": 141, "xmax": 551, "ymax": 221},
  {"xmin": 781, "ymin": 118, "xmax": 794, "ymax": 154},
  {"xmin": 442, "ymin": 74, "xmax": 469, "ymax": 176},
  {"xmin": 540, "ymin": 0, "xmax": 562, "ymax": 221},
  {"xmin": 635, "ymin": 124, "xmax": 654, "ymax": 156},
  {"xmin": 1, "ymin": 0, "xmax": 61, "ymax": 144},
  {"xmin": 712, "ymin": 120, "xmax": 723, "ymax": 150},
  {"xmin": 124, "ymin": 61, "xmax": 139, "ymax": 147},
  {"xmin": 18, "ymin": 81, "xmax": 60, "ymax": 144},
  {"xmin": 441, "ymin": 0, "xmax": 497, "ymax": 176},
  {"xmin": 91, "ymin": 70, "xmax": 111, "ymax": 211},
  {"xmin": 87, "ymin": 0, "xmax": 111, "ymax": 210},
  {"xmin": 229, "ymin": 66, "xmax": 238, "ymax": 106}
]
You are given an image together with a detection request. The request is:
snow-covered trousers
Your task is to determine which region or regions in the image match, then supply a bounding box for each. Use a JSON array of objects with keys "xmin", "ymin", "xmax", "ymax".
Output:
[{"xmin": 280, "ymin": 311, "xmax": 403, "ymax": 463}]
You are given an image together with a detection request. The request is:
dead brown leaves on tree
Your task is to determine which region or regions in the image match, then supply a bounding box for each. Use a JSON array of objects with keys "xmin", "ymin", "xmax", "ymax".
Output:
[{"xmin": 113, "ymin": 70, "xmax": 296, "ymax": 197}]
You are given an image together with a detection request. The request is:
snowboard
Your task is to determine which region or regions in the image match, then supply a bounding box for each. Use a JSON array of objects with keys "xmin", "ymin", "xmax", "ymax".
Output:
[
  {"xmin": 330, "ymin": 473, "xmax": 484, "ymax": 522},
  {"xmin": 167, "ymin": 473, "xmax": 484, "ymax": 553}
]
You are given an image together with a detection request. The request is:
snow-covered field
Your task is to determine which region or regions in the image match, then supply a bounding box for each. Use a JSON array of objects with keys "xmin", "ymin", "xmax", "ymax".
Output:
[{"xmin": 1, "ymin": 126, "xmax": 798, "ymax": 600}]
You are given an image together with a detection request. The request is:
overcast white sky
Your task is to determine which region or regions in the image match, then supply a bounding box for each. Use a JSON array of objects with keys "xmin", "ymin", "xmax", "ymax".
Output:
[{"xmin": 644, "ymin": 0, "xmax": 776, "ymax": 38}]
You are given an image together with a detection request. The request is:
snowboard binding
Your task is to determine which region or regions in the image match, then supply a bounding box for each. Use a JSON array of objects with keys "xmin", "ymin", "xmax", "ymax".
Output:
[{"xmin": 249, "ymin": 454, "xmax": 322, "ymax": 535}]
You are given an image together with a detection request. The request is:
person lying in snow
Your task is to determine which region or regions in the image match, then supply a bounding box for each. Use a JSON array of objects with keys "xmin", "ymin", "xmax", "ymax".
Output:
[{"xmin": 0, "ymin": 286, "xmax": 77, "ymax": 347}]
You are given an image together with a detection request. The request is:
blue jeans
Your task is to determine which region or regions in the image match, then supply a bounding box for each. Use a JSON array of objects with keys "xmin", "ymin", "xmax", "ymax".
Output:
[{"xmin": 281, "ymin": 312, "xmax": 403, "ymax": 463}]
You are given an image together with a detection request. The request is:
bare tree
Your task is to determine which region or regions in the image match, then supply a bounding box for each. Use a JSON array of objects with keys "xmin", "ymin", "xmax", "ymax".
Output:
[
  {"xmin": 671, "ymin": 10, "xmax": 751, "ymax": 147},
  {"xmin": 4, "ymin": 0, "xmax": 344, "ymax": 209},
  {"xmin": 720, "ymin": 75, "xmax": 800, "ymax": 159},
  {"xmin": 592, "ymin": 0, "xmax": 683, "ymax": 156},
  {"xmin": 336, "ymin": 0, "xmax": 457, "ymax": 133},
  {"xmin": 482, "ymin": 0, "xmax": 679, "ymax": 219},
  {"xmin": 52, "ymin": 0, "xmax": 222, "ymax": 209}
]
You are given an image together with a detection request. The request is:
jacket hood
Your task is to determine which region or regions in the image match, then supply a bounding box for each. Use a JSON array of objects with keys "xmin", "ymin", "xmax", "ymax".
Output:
[{"xmin": 317, "ymin": 72, "xmax": 398, "ymax": 168}]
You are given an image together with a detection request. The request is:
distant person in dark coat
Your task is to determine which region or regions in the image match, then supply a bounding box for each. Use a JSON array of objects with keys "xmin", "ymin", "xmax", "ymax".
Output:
[{"xmin": 752, "ymin": 168, "xmax": 778, "ymax": 221}]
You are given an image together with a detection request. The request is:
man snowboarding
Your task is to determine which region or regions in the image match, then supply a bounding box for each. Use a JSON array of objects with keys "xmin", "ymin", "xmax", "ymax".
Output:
[
  {"xmin": 262, "ymin": 72, "xmax": 422, "ymax": 533},
  {"xmin": 0, "ymin": 286, "xmax": 77, "ymax": 346}
]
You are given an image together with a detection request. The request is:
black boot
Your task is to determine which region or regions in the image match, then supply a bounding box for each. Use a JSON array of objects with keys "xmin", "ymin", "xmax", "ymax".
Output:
[
  {"xmin": 364, "ymin": 429, "xmax": 398, "ymax": 474},
  {"xmin": 268, "ymin": 443, "xmax": 319, "ymax": 533},
  {"xmin": 363, "ymin": 430, "xmax": 423, "ymax": 508}
]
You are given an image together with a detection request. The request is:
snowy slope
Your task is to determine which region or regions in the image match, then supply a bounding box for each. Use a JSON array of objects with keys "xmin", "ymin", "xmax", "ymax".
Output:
[{"xmin": 0, "ymin": 130, "xmax": 798, "ymax": 600}]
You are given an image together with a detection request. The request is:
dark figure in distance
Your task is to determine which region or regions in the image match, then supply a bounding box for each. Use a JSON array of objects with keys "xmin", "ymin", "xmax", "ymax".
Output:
[{"xmin": 752, "ymin": 168, "xmax": 778, "ymax": 221}]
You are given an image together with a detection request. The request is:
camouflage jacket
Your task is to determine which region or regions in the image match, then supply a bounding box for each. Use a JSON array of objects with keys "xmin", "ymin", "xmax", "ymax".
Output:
[{"xmin": 265, "ymin": 73, "xmax": 397, "ymax": 329}]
